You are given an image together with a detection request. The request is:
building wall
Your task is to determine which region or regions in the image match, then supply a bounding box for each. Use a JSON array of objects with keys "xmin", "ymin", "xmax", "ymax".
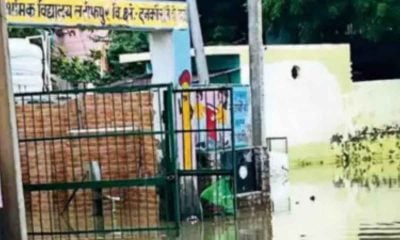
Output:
[
  {"xmin": 55, "ymin": 29, "xmax": 108, "ymax": 58},
  {"xmin": 10, "ymin": 38, "xmax": 44, "ymax": 93},
  {"xmin": 118, "ymin": 45, "xmax": 400, "ymax": 167},
  {"xmin": 344, "ymin": 80, "xmax": 400, "ymax": 128},
  {"xmin": 239, "ymin": 44, "xmax": 400, "ymax": 166},
  {"xmin": 205, "ymin": 44, "xmax": 399, "ymax": 166},
  {"xmin": 238, "ymin": 44, "xmax": 352, "ymax": 165}
]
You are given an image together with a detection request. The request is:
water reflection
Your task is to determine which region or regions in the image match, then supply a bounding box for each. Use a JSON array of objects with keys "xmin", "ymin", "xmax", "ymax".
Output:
[
  {"xmin": 180, "ymin": 165, "xmax": 400, "ymax": 239},
  {"xmin": 179, "ymin": 220, "xmax": 237, "ymax": 240},
  {"xmin": 273, "ymin": 166, "xmax": 400, "ymax": 240},
  {"xmin": 180, "ymin": 210, "xmax": 272, "ymax": 240}
]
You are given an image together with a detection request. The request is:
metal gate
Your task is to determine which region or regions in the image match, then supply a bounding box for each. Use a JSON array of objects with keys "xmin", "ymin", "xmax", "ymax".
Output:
[
  {"xmin": 173, "ymin": 87, "xmax": 237, "ymax": 220},
  {"xmin": 14, "ymin": 84, "xmax": 237, "ymax": 239},
  {"xmin": 15, "ymin": 84, "xmax": 180, "ymax": 239}
]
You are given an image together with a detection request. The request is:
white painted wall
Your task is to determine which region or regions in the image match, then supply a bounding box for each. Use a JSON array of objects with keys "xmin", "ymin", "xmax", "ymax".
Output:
[
  {"xmin": 9, "ymin": 38, "xmax": 43, "ymax": 93},
  {"xmin": 149, "ymin": 31, "xmax": 175, "ymax": 85},
  {"xmin": 269, "ymin": 151, "xmax": 290, "ymax": 213},
  {"xmin": 344, "ymin": 79, "xmax": 400, "ymax": 128},
  {"xmin": 120, "ymin": 45, "xmax": 400, "ymax": 157},
  {"xmin": 243, "ymin": 60, "xmax": 349, "ymax": 146}
]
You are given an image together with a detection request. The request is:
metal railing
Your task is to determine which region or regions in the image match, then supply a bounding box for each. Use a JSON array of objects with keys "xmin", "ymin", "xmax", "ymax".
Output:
[
  {"xmin": 14, "ymin": 84, "xmax": 239, "ymax": 239},
  {"xmin": 15, "ymin": 84, "xmax": 179, "ymax": 239},
  {"xmin": 266, "ymin": 137, "xmax": 288, "ymax": 154},
  {"xmin": 173, "ymin": 87, "xmax": 237, "ymax": 219}
]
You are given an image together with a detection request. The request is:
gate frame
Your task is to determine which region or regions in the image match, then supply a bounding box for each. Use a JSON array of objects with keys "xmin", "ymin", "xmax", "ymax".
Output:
[
  {"xmin": 14, "ymin": 84, "xmax": 241, "ymax": 239},
  {"xmin": 173, "ymin": 86, "xmax": 238, "ymax": 220},
  {"xmin": 15, "ymin": 83, "xmax": 183, "ymax": 238},
  {"xmin": 3, "ymin": 0, "xmax": 193, "ymax": 238}
]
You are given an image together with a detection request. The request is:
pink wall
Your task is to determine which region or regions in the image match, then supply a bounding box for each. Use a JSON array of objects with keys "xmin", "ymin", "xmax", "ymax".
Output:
[{"xmin": 55, "ymin": 29, "xmax": 108, "ymax": 58}]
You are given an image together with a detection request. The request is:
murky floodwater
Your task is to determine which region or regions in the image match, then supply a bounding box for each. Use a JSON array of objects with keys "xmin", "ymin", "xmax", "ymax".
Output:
[{"xmin": 180, "ymin": 165, "xmax": 400, "ymax": 240}]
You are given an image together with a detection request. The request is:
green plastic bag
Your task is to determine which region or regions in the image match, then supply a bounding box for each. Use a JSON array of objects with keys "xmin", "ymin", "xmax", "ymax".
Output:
[{"xmin": 200, "ymin": 177, "xmax": 234, "ymax": 214}]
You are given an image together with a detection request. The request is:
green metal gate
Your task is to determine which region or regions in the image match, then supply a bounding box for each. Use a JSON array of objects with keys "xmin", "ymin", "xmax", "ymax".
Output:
[
  {"xmin": 15, "ymin": 84, "xmax": 180, "ymax": 239},
  {"xmin": 14, "ymin": 84, "xmax": 237, "ymax": 239},
  {"xmin": 172, "ymin": 87, "xmax": 237, "ymax": 220}
]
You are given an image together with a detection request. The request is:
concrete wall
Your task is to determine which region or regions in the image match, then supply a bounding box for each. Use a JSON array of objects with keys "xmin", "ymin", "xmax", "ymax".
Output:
[
  {"xmin": 9, "ymin": 38, "xmax": 44, "ymax": 93},
  {"xmin": 119, "ymin": 44, "xmax": 400, "ymax": 167},
  {"xmin": 54, "ymin": 29, "xmax": 108, "ymax": 58},
  {"xmin": 241, "ymin": 44, "xmax": 353, "ymax": 165},
  {"xmin": 209, "ymin": 44, "xmax": 400, "ymax": 166},
  {"xmin": 344, "ymin": 80, "xmax": 400, "ymax": 128}
]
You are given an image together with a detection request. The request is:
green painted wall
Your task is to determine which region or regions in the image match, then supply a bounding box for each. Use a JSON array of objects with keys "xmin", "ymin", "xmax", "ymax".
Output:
[
  {"xmin": 146, "ymin": 55, "xmax": 241, "ymax": 84},
  {"xmin": 194, "ymin": 55, "xmax": 241, "ymax": 84}
]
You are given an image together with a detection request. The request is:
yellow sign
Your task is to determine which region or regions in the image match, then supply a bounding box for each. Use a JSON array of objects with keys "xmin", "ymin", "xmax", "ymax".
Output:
[{"xmin": 5, "ymin": 0, "xmax": 188, "ymax": 30}]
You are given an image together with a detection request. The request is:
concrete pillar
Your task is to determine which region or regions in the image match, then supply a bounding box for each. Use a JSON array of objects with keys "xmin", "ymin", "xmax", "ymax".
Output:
[
  {"xmin": 150, "ymin": 29, "xmax": 202, "ymax": 219},
  {"xmin": 248, "ymin": 0, "xmax": 265, "ymax": 146},
  {"xmin": 149, "ymin": 29, "xmax": 192, "ymax": 86},
  {"xmin": 0, "ymin": 0, "xmax": 28, "ymax": 239},
  {"xmin": 149, "ymin": 29, "xmax": 193, "ymax": 168}
]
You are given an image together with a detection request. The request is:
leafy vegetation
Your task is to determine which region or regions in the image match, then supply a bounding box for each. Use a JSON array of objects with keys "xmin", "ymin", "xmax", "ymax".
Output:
[
  {"xmin": 198, "ymin": 0, "xmax": 247, "ymax": 44},
  {"xmin": 51, "ymin": 30, "xmax": 149, "ymax": 86},
  {"xmin": 9, "ymin": 1, "xmax": 400, "ymax": 85},
  {"xmin": 8, "ymin": 27, "xmax": 41, "ymax": 38},
  {"xmin": 264, "ymin": 0, "xmax": 400, "ymax": 43},
  {"xmin": 199, "ymin": 0, "xmax": 400, "ymax": 43},
  {"xmin": 101, "ymin": 31, "xmax": 149, "ymax": 84},
  {"xmin": 51, "ymin": 50, "xmax": 101, "ymax": 87}
]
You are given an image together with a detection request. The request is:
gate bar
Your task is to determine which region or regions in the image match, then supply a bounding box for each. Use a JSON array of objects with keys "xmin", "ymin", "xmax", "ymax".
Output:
[{"xmin": 24, "ymin": 177, "xmax": 167, "ymax": 192}]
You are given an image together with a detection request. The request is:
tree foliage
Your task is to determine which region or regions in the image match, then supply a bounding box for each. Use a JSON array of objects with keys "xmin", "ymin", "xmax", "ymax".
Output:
[
  {"xmin": 197, "ymin": 0, "xmax": 400, "ymax": 44},
  {"xmin": 51, "ymin": 31, "xmax": 149, "ymax": 86},
  {"xmin": 51, "ymin": 50, "xmax": 101, "ymax": 86},
  {"xmin": 198, "ymin": 0, "xmax": 247, "ymax": 44},
  {"xmin": 264, "ymin": 0, "xmax": 400, "ymax": 43},
  {"xmin": 8, "ymin": 27, "xmax": 41, "ymax": 38},
  {"xmin": 10, "ymin": 1, "xmax": 400, "ymax": 86},
  {"xmin": 101, "ymin": 31, "xmax": 149, "ymax": 84}
]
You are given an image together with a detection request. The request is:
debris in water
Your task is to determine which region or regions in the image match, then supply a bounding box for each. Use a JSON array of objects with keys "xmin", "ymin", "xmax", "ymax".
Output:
[
  {"xmin": 160, "ymin": 233, "xmax": 168, "ymax": 239},
  {"xmin": 186, "ymin": 215, "xmax": 199, "ymax": 225}
]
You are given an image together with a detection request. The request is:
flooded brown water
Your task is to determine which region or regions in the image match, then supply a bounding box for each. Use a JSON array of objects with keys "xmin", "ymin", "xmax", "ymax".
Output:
[{"xmin": 180, "ymin": 165, "xmax": 400, "ymax": 240}]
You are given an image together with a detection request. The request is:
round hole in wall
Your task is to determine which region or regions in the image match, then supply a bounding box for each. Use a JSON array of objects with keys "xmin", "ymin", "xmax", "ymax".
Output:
[{"xmin": 291, "ymin": 65, "xmax": 300, "ymax": 80}]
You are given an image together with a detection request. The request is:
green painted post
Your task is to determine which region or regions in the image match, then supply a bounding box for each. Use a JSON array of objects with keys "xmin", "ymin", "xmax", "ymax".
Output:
[
  {"xmin": 165, "ymin": 84, "xmax": 181, "ymax": 236},
  {"xmin": 230, "ymin": 87, "xmax": 238, "ymax": 219}
]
